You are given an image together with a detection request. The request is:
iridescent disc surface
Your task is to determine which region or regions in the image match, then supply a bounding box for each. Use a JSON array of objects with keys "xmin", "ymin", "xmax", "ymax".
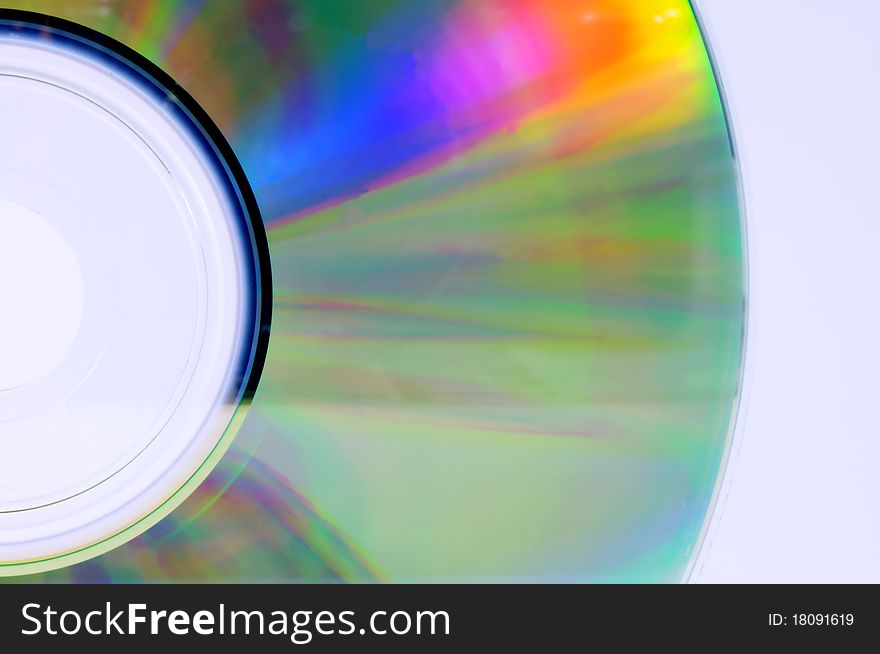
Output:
[{"xmin": 8, "ymin": 0, "xmax": 744, "ymax": 582}]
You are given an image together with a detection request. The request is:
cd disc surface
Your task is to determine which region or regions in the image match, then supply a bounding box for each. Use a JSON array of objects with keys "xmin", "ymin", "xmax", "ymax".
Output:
[{"xmin": 3, "ymin": 0, "xmax": 744, "ymax": 582}]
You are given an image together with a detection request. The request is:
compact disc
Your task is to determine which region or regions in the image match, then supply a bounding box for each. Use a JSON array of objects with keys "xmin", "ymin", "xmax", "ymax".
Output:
[
  {"xmin": 3, "ymin": 0, "xmax": 744, "ymax": 582},
  {"xmin": 0, "ymin": 12, "xmax": 269, "ymax": 574}
]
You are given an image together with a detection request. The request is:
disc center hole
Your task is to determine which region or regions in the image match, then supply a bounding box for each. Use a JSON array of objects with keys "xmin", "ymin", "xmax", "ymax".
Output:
[{"xmin": 0, "ymin": 200, "xmax": 84, "ymax": 391}]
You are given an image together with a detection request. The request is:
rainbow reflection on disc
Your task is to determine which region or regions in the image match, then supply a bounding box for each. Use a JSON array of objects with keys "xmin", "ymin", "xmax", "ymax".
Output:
[{"xmin": 9, "ymin": 0, "xmax": 744, "ymax": 582}]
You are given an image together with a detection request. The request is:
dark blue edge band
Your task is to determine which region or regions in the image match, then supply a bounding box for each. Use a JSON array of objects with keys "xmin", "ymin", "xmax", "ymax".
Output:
[{"xmin": 0, "ymin": 9, "xmax": 273, "ymax": 409}]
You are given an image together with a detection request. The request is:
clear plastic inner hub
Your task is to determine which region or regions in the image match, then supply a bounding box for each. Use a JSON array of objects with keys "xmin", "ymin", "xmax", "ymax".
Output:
[{"xmin": 0, "ymin": 29, "xmax": 260, "ymax": 569}]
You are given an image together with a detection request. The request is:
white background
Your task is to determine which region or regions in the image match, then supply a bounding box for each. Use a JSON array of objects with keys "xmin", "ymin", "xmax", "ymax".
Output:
[{"xmin": 692, "ymin": 0, "xmax": 880, "ymax": 582}]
